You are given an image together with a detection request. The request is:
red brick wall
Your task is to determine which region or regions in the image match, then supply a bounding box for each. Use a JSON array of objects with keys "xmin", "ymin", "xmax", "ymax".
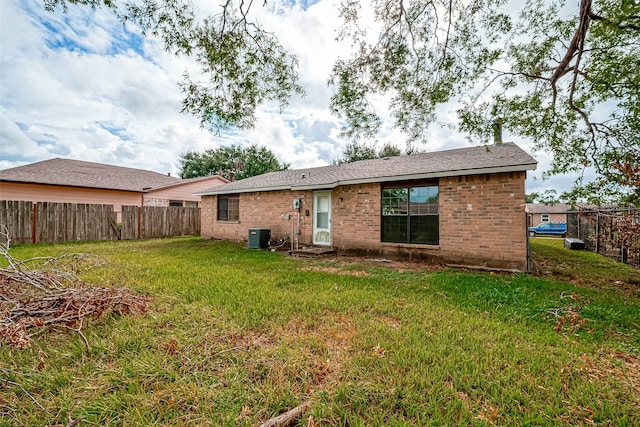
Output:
[
  {"xmin": 201, "ymin": 190, "xmax": 315, "ymax": 245},
  {"xmin": 200, "ymin": 171, "xmax": 528, "ymax": 270},
  {"xmin": 332, "ymin": 183, "xmax": 381, "ymax": 250},
  {"xmin": 437, "ymin": 172, "xmax": 527, "ymax": 270}
]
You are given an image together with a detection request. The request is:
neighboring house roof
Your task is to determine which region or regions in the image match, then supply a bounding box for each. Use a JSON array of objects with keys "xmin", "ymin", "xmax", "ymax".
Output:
[
  {"xmin": 525, "ymin": 203, "xmax": 570, "ymax": 214},
  {"xmin": 526, "ymin": 203, "xmax": 621, "ymax": 214},
  {"xmin": 196, "ymin": 142, "xmax": 537, "ymax": 196},
  {"xmin": 147, "ymin": 175, "xmax": 229, "ymax": 192},
  {"xmin": 573, "ymin": 203, "xmax": 620, "ymax": 211},
  {"xmin": 0, "ymin": 158, "xmax": 216, "ymax": 193}
]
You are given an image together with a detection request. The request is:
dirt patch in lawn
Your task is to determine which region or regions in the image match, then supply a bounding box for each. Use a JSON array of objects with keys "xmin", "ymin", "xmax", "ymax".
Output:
[
  {"xmin": 301, "ymin": 264, "xmax": 370, "ymax": 276},
  {"xmin": 300, "ymin": 255, "xmax": 445, "ymax": 275}
]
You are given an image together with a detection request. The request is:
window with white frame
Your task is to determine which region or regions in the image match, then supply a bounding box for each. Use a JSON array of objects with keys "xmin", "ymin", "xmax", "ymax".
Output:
[{"xmin": 217, "ymin": 194, "xmax": 239, "ymax": 221}]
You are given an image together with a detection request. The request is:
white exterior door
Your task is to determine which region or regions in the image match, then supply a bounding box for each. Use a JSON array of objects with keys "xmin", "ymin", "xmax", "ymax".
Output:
[{"xmin": 313, "ymin": 191, "xmax": 332, "ymax": 245}]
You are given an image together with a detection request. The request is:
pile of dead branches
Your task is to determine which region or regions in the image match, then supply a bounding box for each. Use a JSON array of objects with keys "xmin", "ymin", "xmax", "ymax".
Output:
[{"xmin": 0, "ymin": 229, "xmax": 151, "ymax": 349}]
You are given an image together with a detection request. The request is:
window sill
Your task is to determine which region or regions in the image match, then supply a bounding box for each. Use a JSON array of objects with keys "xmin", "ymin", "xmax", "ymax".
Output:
[
  {"xmin": 381, "ymin": 242, "xmax": 440, "ymax": 250},
  {"xmin": 217, "ymin": 220, "xmax": 241, "ymax": 224}
]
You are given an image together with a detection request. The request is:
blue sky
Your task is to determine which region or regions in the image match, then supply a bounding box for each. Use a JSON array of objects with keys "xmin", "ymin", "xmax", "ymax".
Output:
[{"xmin": 0, "ymin": 0, "xmax": 578, "ymax": 195}]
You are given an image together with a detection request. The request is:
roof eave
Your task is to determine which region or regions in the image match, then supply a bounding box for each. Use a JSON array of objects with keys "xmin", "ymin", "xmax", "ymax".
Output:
[
  {"xmin": 194, "ymin": 184, "xmax": 293, "ymax": 196},
  {"xmin": 149, "ymin": 176, "xmax": 226, "ymax": 192},
  {"xmin": 294, "ymin": 163, "xmax": 537, "ymax": 190},
  {"xmin": 0, "ymin": 179, "xmax": 147, "ymax": 193},
  {"xmin": 195, "ymin": 163, "xmax": 537, "ymax": 196}
]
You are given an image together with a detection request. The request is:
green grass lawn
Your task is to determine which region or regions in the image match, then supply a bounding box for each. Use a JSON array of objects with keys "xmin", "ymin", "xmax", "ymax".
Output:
[{"xmin": 1, "ymin": 237, "xmax": 639, "ymax": 426}]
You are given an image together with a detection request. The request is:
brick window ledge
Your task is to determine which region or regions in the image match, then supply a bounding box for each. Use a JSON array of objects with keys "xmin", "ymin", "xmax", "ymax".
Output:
[{"xmin": 381, "ymin": 242, "xmax": 440, "ymax": 250}]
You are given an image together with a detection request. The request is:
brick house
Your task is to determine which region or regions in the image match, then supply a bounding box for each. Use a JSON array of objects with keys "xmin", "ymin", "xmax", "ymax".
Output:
[
  {"xmin": 0, "ymin": 158, "xmax": 228, "ymax": 215},
  {"xmin": 196, "ymin": 143, "xmax": 537, "ymax": 271}
]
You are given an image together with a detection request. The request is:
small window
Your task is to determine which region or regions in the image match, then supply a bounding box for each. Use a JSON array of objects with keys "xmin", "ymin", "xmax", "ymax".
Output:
[
  {"xmin": 169, "ymin": 200, "xmax": 183, "ymax": 207},
  {"xmin": 218, "ymin": 195, "xmax": 239, "ymax": 221},
  {"xmin": 541, "ymin": 214, "xmax": 550, "ymax": 222},
  {"xmin": 185, "ymin": 201, "xmax": 199, "ymax": 208}
]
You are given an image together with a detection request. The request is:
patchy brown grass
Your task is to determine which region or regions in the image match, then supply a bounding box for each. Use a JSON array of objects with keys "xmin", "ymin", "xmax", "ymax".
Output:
[
  {"xmin": 2, "ymin": 238, "xmax": 638, "ymax": 426},
  {"xmin": 301, "ymin": 264, "xmax": 370, "ymax": 276},
  {"xmin": 300, "ymin": 255, "xmax": 445, "ymax": 275},
  {"xmin": 582, "ymin": 350, "xmax": 640, "ymax": 396}
]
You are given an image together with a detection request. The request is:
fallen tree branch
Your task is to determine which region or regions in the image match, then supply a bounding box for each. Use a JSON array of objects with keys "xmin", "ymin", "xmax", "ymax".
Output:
[
  {"xmin": 1, "ymin": 378, "xmax": 45, "ymax": 411},
  {"xmin": 0, "ymin": 227, "xmax": 151, "ymax": 349},
  {"xmin": 259, "ymin": 401, "xmax": 312, "ymax": 427}
]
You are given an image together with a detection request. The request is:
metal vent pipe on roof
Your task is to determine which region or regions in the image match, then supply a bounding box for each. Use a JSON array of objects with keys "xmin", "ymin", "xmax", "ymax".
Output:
[{"xmin": 492, "ymin": 118, "xmax": 504, "ymax": 145}]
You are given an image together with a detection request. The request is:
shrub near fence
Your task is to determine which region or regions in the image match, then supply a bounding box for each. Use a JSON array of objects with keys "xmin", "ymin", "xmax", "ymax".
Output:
[{"xmin": 0, "ymin": 201, "xmax": 201, "ymax": 244}]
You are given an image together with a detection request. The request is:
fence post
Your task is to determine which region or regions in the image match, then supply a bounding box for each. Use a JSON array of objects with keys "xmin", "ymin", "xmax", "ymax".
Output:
[
  {"xmin": 32, "ymin": 203, "xmax": 37, "ymax": 244},
  {"xmin": 526, "ymin": 212, "xmax": 531, "ymax": 272},
  {"xmin": 595, "ymin": 212, "xmax": 599, "ymax": 254}
]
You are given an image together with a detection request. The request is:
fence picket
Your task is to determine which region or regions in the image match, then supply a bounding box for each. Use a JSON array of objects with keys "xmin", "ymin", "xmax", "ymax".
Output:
[{"xmin": 0, "ymin": 200, "xmax": 34, "ymax": 244}]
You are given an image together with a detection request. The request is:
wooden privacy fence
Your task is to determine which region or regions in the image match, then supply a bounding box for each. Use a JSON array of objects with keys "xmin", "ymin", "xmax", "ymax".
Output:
[
  {"xmin": 121, "ymin": 206, "xmax": 201, "ymax": 240},
  {"xmin": 0, "ymin": 201, "xmax": 201, "ymax": 244}
]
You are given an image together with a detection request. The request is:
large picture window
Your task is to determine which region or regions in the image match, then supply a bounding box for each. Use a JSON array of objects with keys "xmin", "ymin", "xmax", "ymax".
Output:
[
  {"xmin": 382, "ymin": 184, "xmax": 439, "ymax": 244},
  {"xmin": 217, "ymin": 194, "xmax": 239, "ymax": 221}
]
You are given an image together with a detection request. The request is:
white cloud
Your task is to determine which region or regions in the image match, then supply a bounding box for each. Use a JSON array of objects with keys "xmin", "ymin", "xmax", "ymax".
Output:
[
  {"xmin": 0, "ymin": 0, "xmax": 223, "ymax": 174},
  {"xmin": 0, "ymin": 109, "xmax": 51, "ymax": 159},
  {"xmin": 0, "ymin": 0, "xmax": 575, "ymax": 194}
]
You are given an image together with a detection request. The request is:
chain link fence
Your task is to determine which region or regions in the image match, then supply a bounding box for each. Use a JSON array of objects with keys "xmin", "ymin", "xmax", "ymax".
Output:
[{"xmin": 567, "ymin": 208, "xmax": 640, "ymax": 267}]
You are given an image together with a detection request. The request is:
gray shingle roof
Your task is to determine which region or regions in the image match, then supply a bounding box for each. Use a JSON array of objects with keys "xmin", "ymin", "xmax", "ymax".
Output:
[
  {"xmin": 196, "ymin": 142, "xmax": 537, "ymax": 195},
  {"xmin": 526, "ymin": 203, "xmax": 620, "ymax": 213},
  {"xmin": 526, "ymin": 203, "xmax": 569, "ymax": 214},
  {"xmin": 0, "ymin": 158, "xmax": 181, "ymax": 192}
]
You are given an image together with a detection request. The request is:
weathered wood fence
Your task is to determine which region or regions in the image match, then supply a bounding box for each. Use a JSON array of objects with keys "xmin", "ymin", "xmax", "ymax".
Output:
[
  {"xmin": 121, "ymin": 206, "xmax": 201, "ymax": 239},
  {"xmin": 0, "ymin": 201, "xmax": 201, "ymax": 244}
]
